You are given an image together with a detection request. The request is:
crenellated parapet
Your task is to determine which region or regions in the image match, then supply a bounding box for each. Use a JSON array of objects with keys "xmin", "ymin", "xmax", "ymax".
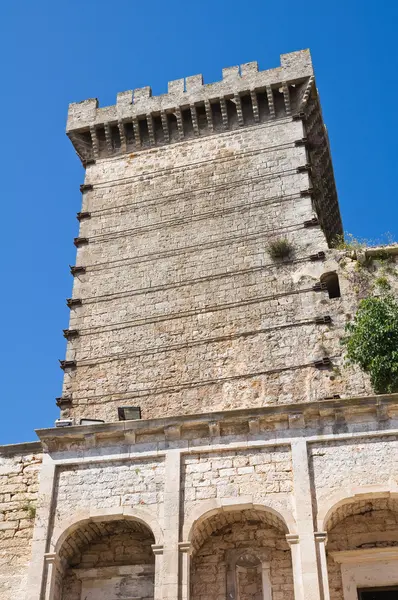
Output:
[
  {"xmin": 66, "ymin": 50, "xmax": 314, "ymax": 161},
  {"xmin": 66, "ymin": 48, "xmax": 342, "ymax": 244}
]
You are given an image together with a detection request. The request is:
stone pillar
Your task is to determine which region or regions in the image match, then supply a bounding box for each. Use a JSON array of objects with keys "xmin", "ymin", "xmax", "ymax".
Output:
[
  {"xmin": 26, "ymin": 453, "xmax": 57, "ymax": 600},
  {"xmin": 315, "ymin": 532, "xmax": 330, "ymax": 600},
  {"xmin": 43, "ymin": 553, "xmax": 62, "ymax": 600},
  {"xmin": 225, "ymin": 560, "xmax": 237, "ymax": 600},
  {"xmin": 286, "ymin": 534, "xmax": 303, "ymax": 600},
  {"xmin": 161, "ymin": 449, "xmax": 182, "ymax": 600},
  {"xmin": 179, "ymin": 542, "xmax": 191, "ymax": 600},
  {"xmin": 152, "ymin": 544, "xmax": 165, "ymax": 600},
  {"xmin": 290, "ymin": 440, "xmax": 322, "ymax": 600}
]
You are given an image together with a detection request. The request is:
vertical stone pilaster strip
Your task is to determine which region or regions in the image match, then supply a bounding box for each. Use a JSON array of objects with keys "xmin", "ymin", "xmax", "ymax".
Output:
[
  {"xmin": 174, "ymin": 107, "xmax": 184, "ymax": 140},
  {"xmin": 266, "ymin": 86, "xmax": 275, "ymax": 118},
  {"xmin": 43, "ymin": 554, "xmax": 62, "ymax": 600},
  {"xmin": 290, "ymin": 440, "xmax": 322, "ymax": 600},
  {"xmin": 219, "ymin": 97, "xmax": 228, "ymax": 129},
  {"xmin": 315, "ymin": 532, "xmax": 331, "ymax": 600},
  {"xmin": 250, "ymin": 90, "xmax": 260, "ymax": 123},
  {"xmin": 179, "ymin": 542, "xmax": 192, "ymax": 600},
  {"xmin": 152, "ymin": 545, "xmax": 164, "ymax": 600},
  {"xmin": 161, "ymin": 111, "xmax": 170, "ymax": 144},
  {"xmin": 118, "ymin": 121, "xmax": 127, "ymax": 152},
  {"xmin": 26, "ymin": 454, "xmax": 57, "ymax": 600},
  {"xmin": 89, "ymin": 126, "xmax": 99, "ymax": 159},
  {"xmin": 147, "ymin": 114, "xmax": 156, "ymax": 146},
  {"xmin": 260, "ymin": 562, "xmax": 272, "ymax": 600},
  {"xmin": 282, "ymin": 82, "xmax": 291, "ymax": 116},
  {"xmin": 161, "ymin": 450, "xmax": 182, "ymax": 600},
  {"xmin": 286, "ymin": 534, "xmax": 304, "ymax": 600},
  {"xmin": 132, "ymin": 118, "xmax": 141, "ymax": 148},
  {"xmin": 204, "ymin": 100, "xmax": 214, "ymax": 131},
  {"xmin": 234, "ymin": 93, "xmax": 244, "ymax": 126},
  {"xmin": 190, "ymin": 104, "xmax": 199, "ymax": 136}
]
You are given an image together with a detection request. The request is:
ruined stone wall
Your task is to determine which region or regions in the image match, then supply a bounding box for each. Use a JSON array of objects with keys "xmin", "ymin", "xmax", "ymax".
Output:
[{"xmin": 0, "ymin": 444, "xmax": 42, "ymax": 600}]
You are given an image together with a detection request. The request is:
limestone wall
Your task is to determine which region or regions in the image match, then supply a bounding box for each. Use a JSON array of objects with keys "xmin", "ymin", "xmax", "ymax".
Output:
[
  {"xmin": 309, "ymin": 436, "xmax": 398, "ymax": 514},
  {"xmin": 182, "ymin": 447, "xmax": 292, "ymax": 517},
  {"xmin": 191, "ymin": 520, "xmax": 293, "ymax": 600},
  {"xmin": 0, "ymin": 443, "xmax": 42, "ymax": 600},
  {"xmin": 54, "ymin": 457, "xmax": 165, "ymax": 523},
  {"xmin": 61, "ymin": 117, "xmax": 345, "ymax": 423}
]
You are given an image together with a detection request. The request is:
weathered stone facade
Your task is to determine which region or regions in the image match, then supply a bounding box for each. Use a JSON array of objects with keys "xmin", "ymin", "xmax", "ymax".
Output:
[{"xmin": 1, "ymin": 49, "xmax": 398, "ymax": 600}]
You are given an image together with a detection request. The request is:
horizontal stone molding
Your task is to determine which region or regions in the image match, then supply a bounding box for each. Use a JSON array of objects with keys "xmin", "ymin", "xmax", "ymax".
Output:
[
  {"xmin": 0, "ymin": 440, "xmax": 42, "ymax": 456},
  {"xmin": 36, "ymin": 393, "xmax": 398, "ymax": 454},
  {"xmin": 330, "ymin": 547, "xmax": 398, "ymax": 564}
]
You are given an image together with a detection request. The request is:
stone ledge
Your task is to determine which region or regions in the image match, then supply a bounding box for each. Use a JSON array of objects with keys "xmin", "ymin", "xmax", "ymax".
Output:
[
  {"xmin": 36, "ymin": 394, "xmax": 398, "ymax": 452},
  {"xmin": 0, "ymin": 440, "xmax": 42, "ymax": 456}
]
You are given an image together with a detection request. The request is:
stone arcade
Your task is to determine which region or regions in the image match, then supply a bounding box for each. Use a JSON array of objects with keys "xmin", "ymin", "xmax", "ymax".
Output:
[{"xmin": 0, "ymin": 49, "xmax": 397, "ymax": 600}]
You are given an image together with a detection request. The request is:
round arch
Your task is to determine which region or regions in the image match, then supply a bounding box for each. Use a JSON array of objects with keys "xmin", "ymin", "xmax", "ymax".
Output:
[
  {"xmin": 183, "ymin": 497, "xmax": 296, "ymax": 542},
  {"xmin": 318, "ymin": 486, "xmax": 398, "ymax": 532},
  {"xmin": 52, "ymin": 505, "xmax": 164, "ymax": 554}
]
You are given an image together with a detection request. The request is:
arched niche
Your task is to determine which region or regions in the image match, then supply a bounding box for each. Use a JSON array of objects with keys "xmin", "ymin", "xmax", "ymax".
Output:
[
  {"xmin": 189, "ymin": 506, "xmax": 293, "ymax": 600},
  {"xmin": 52, "ymin": 516, "xmax": 157, "ymax": 600}
]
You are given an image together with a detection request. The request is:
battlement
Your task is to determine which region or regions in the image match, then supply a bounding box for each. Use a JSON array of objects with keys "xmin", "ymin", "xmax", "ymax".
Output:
[
  {"xmin": 66, "ymin": 48, "xmax": 341, "ymax": 244},
  {"xmin": 66, "ymin": 50, "xmax": 316, "ymax": 162},
  {"xmin": 67, "ymin": 50, "xmax": 312, "ymax": 130}
]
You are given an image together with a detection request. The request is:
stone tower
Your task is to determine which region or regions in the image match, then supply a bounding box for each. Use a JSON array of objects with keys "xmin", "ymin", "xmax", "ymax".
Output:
[
  {"xmin": 60, "ymin": 49, "xmax": 343, "ymax": 423},
  {"xmin": 1, "ymin": 50, "xmax": 398, "ymax": 600}
]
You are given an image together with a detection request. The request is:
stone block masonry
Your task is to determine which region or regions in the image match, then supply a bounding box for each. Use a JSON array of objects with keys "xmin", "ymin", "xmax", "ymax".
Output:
[
  {"xmin": 3, "ymin": 49, "xmax": 398, "ymax": 600},
  {"xmin": 0, "ymin": 443, "xmax": 42, "ymax": 599},
  {"xmin": 61, "ymin": 50, "xmax": 345, "ymax": 424}
]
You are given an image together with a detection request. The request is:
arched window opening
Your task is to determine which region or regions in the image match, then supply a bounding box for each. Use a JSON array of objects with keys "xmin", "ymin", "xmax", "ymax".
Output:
[{"xmin": 321, "ymin": 271, "xmax": 341, "ymax": 299}]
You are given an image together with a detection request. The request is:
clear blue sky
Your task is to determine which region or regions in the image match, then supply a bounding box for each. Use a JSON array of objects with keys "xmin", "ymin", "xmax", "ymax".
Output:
[{"xmin": 0, "ymin": 1, "xmax": 397, "ymax": 444}]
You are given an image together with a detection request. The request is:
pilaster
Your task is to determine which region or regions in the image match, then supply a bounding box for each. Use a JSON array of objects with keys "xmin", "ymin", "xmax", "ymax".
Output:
[
  {"xmin": 290, "ymin": 440, "xmax": 322, "ymax": 600},
  {"xmin": 26, "ymin": 453, "xmax": 57, "ymax": 600},
  {"xmin": 161, "ymin": 449, "xmax": 182, "ymax": 600}
]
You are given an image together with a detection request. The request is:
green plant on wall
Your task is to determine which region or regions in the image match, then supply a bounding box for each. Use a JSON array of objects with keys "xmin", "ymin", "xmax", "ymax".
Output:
[
  {"xmin": 342, "ymin": 294, "xmax": 398, "ymax": 393},
  {"xmin": 267, "ymin": 238, "xmax": 293, "ymax": 260}
]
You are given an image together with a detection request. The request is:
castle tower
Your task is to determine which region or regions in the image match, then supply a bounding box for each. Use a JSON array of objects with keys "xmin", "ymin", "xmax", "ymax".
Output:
[
  {"xmin": 1, "ymin": 50, "xmax": 398, "ymax": 600},
  {"xmin": 60, "ymin": 49, "xmax": 343, "ymax": 424}
]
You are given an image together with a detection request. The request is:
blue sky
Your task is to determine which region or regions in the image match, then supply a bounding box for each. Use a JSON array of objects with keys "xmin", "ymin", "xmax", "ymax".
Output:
[{"xmin": 0, "ymin": 0, "xmax": 397, "ymax": 444}]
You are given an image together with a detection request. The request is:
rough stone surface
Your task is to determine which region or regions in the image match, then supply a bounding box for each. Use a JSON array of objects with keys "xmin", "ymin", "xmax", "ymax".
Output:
[
  {"xmin": 55, "ymin": 458, "xmax": 165, "ymax": 522},
  {"xmin": 0, "ymin": 450, "xmax": 42, "ymax": 599},
  {"xmin": 2, "ymin": 51, "xmax": 398, "ymax": 600},
  {"xmin": 182, "ymin": 448, "xmax": 293, "ymax": 513},
  {"xmin": 310, "ymin": 436, "xmax": 398, "ymax": 510},
  {"xmin": 327, "ymin": 499, "xmax": 398, "ymax": 600},
  {"xmin": 191, "ymin": 517, "xmax": 293, "ymax": 600}
]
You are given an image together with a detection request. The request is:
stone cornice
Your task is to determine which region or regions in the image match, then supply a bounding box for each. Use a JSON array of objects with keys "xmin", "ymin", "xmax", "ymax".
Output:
[
  {"xmin": 0, "ymin": 440, "xmax": 42, "ymax": 456},
  {"xmin": 35, "ymin": 394, "xmax": 398, "ymax": 453},
  {"xmin": 66, "ymin": 50, "xmax": 317, "ymax": 166}
]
